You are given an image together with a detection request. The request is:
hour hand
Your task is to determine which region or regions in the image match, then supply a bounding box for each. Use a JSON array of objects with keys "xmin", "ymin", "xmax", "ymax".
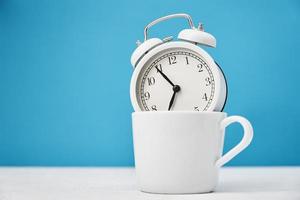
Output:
[
  {"xmin": 168, "ymin": 85, "xmax": 181, "ymax": 110},
  {"xmin": 155, "ymin": 66, "xmax": 175, "ymax": 87}
]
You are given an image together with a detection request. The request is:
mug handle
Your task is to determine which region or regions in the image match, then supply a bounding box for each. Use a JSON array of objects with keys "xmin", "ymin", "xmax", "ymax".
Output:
[{"xmin": 215, "ymin": 116, "xmax": 253, "ymax": 168}]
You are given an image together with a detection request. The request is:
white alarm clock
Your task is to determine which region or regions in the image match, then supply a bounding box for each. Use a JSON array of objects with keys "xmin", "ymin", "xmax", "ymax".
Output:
[{"xmin": 130, "ymin": 13, "xmax": 227, "ymax": 111}]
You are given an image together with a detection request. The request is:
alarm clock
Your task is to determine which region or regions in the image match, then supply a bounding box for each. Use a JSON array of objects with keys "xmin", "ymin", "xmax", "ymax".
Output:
[{"xmin": 130, "ymin": 13, "xmax": 227, "ymax": 111}]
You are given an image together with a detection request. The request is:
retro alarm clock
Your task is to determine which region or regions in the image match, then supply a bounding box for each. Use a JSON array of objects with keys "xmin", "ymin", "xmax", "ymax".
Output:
[{"xmin": 130, "ymin": 13, "xmax": 227, "ymax": 111}]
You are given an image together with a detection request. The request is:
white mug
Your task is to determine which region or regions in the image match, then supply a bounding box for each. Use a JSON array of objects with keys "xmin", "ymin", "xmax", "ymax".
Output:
[{"xmin": 132, "ymin": 111, "xmax": 253, "ymax": 194}]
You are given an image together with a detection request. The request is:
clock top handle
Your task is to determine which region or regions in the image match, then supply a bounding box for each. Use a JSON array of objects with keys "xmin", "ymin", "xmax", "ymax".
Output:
[{"xmin": 144, "ymin": 13, "xmax": 195, "ymax": 41}]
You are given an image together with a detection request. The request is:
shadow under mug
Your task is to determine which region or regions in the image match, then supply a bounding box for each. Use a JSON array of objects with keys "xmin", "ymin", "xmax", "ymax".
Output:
[{"xmin": 132, "ymin": 111, "xmax": 253, "ymax": 194}]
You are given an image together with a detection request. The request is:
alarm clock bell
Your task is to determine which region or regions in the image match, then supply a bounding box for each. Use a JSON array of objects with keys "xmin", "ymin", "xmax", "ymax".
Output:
[
  {"xmin": 131, "ymin": 38, "xmax": 163, "ymax": 66},
  {"xmin": 131, "ymin": 14, "xmax": 216, "ymax": 67},
  {"xmin": 178, "ymin": 24, "xmax": 216, "ymax": 48}
]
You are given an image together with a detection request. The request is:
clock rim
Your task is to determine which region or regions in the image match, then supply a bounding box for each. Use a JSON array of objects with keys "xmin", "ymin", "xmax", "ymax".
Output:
[{"xmin": 130, "ymin": 41, "xmax": 224, "ymax": 112}]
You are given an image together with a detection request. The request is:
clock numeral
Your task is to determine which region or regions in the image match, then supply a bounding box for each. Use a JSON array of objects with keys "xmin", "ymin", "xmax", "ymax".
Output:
[
  {"xmin": 151, "ymin": 105, "xmax": 157, "ymax": 111},
  {"xmin": 197, "ymin": 63, "xmax": 204, "ymax": 72},
  {"xmin": 168, "ymin": 56, "xmax": 177, "ymax": 65},
  {"xmin": 185, "ymin": 56, "xmax": 189, "ymax": 65},
  {"xmin": 205, "ymin": 77, "xmax": 211, "ymax": 86},
  {"xmin": 143, "ymin": 92, "xmax": 150, "ymax": 100},
  {"xmin": 194, "ymin": 106, "xmax": 200, "ymax": 111},
  {"xmin": 202, "ymin": 93, "xmax": 208, "ymax": 101},
  {"xmin": 147, "ymin": 77, "xmax": 155, "ymax": 86},
  {"xmin": 155, "ymin": 64, "xmax": 163, "ymax": 73}
]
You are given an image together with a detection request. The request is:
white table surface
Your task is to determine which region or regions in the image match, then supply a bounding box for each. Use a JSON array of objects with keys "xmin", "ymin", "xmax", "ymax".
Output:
[{"xmin": 0, "ymin": 167, "xmax": 299, "ymax": 200}]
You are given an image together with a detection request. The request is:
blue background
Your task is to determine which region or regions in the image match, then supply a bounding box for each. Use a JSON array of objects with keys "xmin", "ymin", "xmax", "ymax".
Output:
[{"xmin": 0, "ymin": 0, "xmax": 299, "ymax": 166}]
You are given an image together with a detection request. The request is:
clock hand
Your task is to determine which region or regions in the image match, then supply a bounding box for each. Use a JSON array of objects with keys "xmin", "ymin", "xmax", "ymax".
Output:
[
  {"xmin": 168, "ymin": 91, "xmax": 176, "ymax": 110},
  {"xmin": 168, "ymin": 85, "xmax": 180, "ymax": 110},
  {"xmin": 155, "ymin": 66, "xmax": 175, "ymax": 87},
  {"xmin": 154, "ymin": 66, "xmax": 181, "ymax": 110}
]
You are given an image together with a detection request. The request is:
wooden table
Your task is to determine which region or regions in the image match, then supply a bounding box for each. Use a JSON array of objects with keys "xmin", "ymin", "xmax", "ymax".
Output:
[{"xmin": 0, "ymin": 167, "xmax": 299, "ymax": 200}]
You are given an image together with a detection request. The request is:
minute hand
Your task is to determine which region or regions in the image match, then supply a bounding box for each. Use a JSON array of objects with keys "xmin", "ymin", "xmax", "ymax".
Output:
[{"xmin": 155, "ymin": 66, "xmax": 175, "ymax": 87}]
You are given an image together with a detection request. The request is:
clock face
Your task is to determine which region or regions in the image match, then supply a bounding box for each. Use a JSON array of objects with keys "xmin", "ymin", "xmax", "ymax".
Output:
[{"xmin": 136, "ymin": 48, "xmax": 215, "ymax": 111}]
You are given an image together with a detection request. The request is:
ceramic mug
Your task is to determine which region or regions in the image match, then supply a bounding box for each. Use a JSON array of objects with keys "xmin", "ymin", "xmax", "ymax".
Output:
[{"xmin": 132, "ymin": 111, "xmax": 253, "ymax": 194}]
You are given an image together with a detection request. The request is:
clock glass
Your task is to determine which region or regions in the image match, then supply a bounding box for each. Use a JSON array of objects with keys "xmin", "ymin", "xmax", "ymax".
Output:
[{"xmin": 136, "ymin": 48, "xmax": 215, "ymax": 111}]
